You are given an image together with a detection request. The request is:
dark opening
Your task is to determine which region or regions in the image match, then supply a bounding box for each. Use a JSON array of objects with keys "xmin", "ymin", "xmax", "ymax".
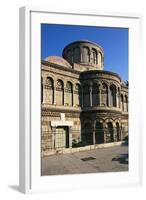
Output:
[
  {"xmin": 107, "ymin": 122, "xmax": 114, "ymax": 142},
  {"xmin": 83, "ymin": 122, "xmax": 93, "ymax": 145},
  {"xmin": 65, "ymin": 127, "xmax": 69, "ymax": 148},
  {"xmin": 95, "ymin": 122, "xmax": 104, "ymax": 144}
]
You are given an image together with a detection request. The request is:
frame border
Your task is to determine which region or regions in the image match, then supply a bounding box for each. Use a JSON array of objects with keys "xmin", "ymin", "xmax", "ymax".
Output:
[{"xmin": 19, "ymin": 6, "xmax": 143, "ymax": 194}]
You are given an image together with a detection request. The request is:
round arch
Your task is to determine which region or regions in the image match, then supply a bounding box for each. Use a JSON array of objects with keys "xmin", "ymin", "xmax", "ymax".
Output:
[
  {"xmin": 56, "ymin": 79, "xmax": 64, "ymax": 105},
  {"xmin": 46, "ymin": 77, "xmax": 54, "ymax": 104},
  {"xmin": 110, "ymin": 84, "xmax": 117, "ymax": 107},
  {"xmin": 65, "ymin": 81, "xmax": 73, "ymax": 106},
  {"xmin": 107, "ymin": 122, "xmax": 114, "ymax": 142}
]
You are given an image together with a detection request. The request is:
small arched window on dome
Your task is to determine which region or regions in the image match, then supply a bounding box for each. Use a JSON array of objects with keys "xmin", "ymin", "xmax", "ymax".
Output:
[
  {"xmin": 90, "ymin": 49, "xmax": 97, "ymax": 64},
  {"xmin": 73, "ymin": 47, "xmax": 80, "ymax": 63},
  {"xmin": 98, "ymin": 52, "xmax": 102, "ymax": 66},
  {"xmin": 82, "ymin": 47, "xmax": 90, "ymax": 63},
  {"xmin": 67, "ymin": 49, "xmax": 73, "ymax": 63},
  {"xmin": 92, "ymin": 49, "xmax": 97, "ymax": 64}
]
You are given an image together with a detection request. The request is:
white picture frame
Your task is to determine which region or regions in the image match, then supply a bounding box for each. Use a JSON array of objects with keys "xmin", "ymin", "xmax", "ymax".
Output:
[{"xmin": 19, "ymin": 6, "xmax": 142, "ymax": 194}]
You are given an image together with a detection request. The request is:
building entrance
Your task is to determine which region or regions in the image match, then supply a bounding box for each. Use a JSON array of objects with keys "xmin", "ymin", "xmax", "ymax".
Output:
[{"xmin": 55, "ymin": 126, "xmax": 69, "ymax": 149}]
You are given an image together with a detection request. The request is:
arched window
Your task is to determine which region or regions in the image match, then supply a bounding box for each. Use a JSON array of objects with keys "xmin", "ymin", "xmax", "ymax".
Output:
[
  {"xmin": 125, "ymin": 95, "xmax": 128, "ymax": 112},
  {"xmin": 75, "ymin": 83, "xmax": 81, "ymax": 93},
  {"xmin": 95, "ymin": 122, "xmax": 104, "ymax": 144},
  {"xmin": 121, "ymin": 94, "xmax": 124, "ymax": 111},
  {"xmin": 101, "ymin": 82, "xmax": 108, "ymax": 106},
  {"xmin": 46, "ymin": 77, "xmax": 54, "ymax": 104},
  {"xmin": 107, "ymin": 122, "xmax": 114, "ymax": 142},
  {"xmin": 83, "ymin": 122, "xmax": 93, "ymax": 145},
  {"xmin": 65, "ymin": 81, "xmax": 73, "ymax": 106},
  {"xmin": 92, "ymin": 49, "xmax": 97, "ymax": 64},
  {"xmin": 92, "ymin": 82, "xmax": 100, "ymax": 106},
  {"xmin": 98, "ymin": 52, "xmax": 102, "ymax": 65},
  {"xmin": 116, "ymin": 122, "xmax": 120, "ymax": 141},
  {"xmin": 110, "ymin": 85, "xmax": 117, "ymax": 107},
  {"xmin": 73, "ymin": 47, "xmax": 80, "ymax": 63},
  {"xmin": 67, "ymin": 49, "xmax": 72, "ymax": 63},
  {"xmin": 82, "ymin": 47, "xmax": 90, "ymax": 63},
  {"xmin": 66, "ymin": 81, "xmax": 72, "ymax": 92},
  {"xmin": 56, "ymin": 79, "xmax": 64, "ymax": 105},
  {"xmin": 46, "ymin": 77, "xmax": 53, "ymax": 88}
]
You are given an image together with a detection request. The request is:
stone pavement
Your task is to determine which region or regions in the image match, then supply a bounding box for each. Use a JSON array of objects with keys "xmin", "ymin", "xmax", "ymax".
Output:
[{"xmin": 41, "ymin": 144, "xmax": 128, "ymax": 176}]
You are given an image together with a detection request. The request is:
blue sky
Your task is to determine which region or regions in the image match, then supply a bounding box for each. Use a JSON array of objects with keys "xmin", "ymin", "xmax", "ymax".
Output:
[{"xmin": 41, "ymin": 24, "xmax": 128, "ymax": 81}]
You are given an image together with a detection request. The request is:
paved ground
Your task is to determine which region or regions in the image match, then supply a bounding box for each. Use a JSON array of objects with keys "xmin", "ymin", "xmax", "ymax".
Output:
[{"xmin": 41, "ymin": 144, "xmax": 128, "ymax": 176}]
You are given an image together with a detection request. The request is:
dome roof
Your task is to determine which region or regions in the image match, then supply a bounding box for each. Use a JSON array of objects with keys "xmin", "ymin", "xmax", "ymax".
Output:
[
  {"xmin": 45, "ymin": 56, "xmax": 72, "ymax": 68},
  {"xmin": 62, "ymin": 40, "xmax": 104, "ymax": 71},
  {"xmin": 63, "ymin": 40, "xmax": 103, "ymax": 52}
]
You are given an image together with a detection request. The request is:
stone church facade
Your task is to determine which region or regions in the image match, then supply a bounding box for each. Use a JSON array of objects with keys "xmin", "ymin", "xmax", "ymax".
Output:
[{"xmin": 41, "ymin": 40, "xmax": 128, "ymax": 157}]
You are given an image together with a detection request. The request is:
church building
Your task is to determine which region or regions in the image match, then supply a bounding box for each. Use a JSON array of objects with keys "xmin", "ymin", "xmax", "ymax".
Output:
[{"xmin": 41, "ymin": 40, "xmax": 128, "ymax": 157}]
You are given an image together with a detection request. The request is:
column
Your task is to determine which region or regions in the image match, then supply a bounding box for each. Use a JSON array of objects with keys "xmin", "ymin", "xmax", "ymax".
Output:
[
  {"xmin": 99, "ymin": 85, "xmax": 102, "ymax": 106},
  {"xmin": 126, "ymin": 98, "xmax": 128, "ymax": 112},
  {"xmin": 73, "ymin": 85, "xmax": 76, "ymax": 107},
  {"xmin": 93, "ymin": 121, "xmax": 96, "ymax": 145},
  {"xmin": 80, "ymin": 48, "xmax": 83, "ymax": 62},
  {"xmin": 88, "ymin": 48, "xmax": 91, "ymax": 63},
  {"xmin": 116, "ymin": 92, "xmax": 118, "ymax": 108},
  {"xmin": 63, "ymin": 84, "xmax": 66, "ymax": 106},
  {"xmin": 118, "ymin": 93, "xmax": 121, "ymax": 108},
  {"xmin": 51, "ymin": 127, "xmax": 56, "ymax": 149},
  {"xmin": 113, "ymin": 126, "xmax": 117, "ymax": 142},
  {"xmin": 108, "ymin": 85, "xmax": 110, "ymax": 107},
  {"xmin": 123, "ymin": 96, "xmax": 125, "ymax": 112},
  {"xmin": 81, "ymin": 85, "xmax": 84, "ymax": 107},
  {"xmin": 53, "ymin": 82, "xmax": 56, "ymax": 105},
  {"xmin": 89, "ymin": 82, "xmax": 92, "ymax": 107},
  {"xmin": 103, "ymin": 123, "xmax": 107, "ymax": 143},
  {"xmin": 69, "ymin": 126, "xmax": 72, "ymax": 148},
  {"xmin": 120, "ymin": 126, "xmax": 123, "ymax": 140}
]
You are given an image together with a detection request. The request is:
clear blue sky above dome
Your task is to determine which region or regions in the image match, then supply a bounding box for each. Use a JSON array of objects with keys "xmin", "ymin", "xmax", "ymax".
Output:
[{"xmin": 41, "ymin": 24, "xmax": 128, "ymax": 81}]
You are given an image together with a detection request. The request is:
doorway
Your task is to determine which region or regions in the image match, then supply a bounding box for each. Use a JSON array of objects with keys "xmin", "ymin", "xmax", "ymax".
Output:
[{"xmin": 55, "ymin": 126, "xmax": 69, "ymax": 149}]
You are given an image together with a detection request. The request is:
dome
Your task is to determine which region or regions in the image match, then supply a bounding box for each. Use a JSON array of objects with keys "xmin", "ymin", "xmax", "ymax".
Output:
[
  {"xmin": 62, "ymin": 40, "xmax": 104, "ymax": 71},
  {"xmin": 45, "ymin": 56, "xmax": 72, "ymax": 68}
]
